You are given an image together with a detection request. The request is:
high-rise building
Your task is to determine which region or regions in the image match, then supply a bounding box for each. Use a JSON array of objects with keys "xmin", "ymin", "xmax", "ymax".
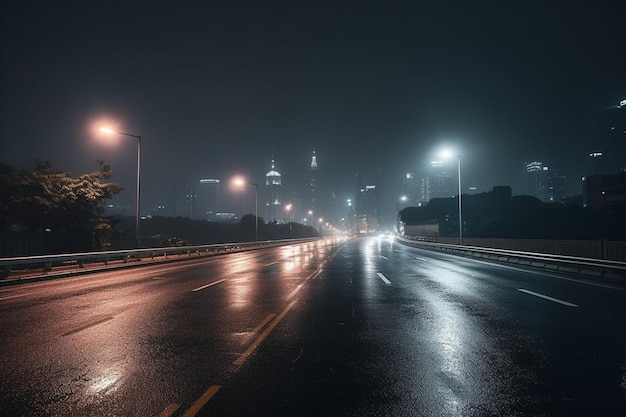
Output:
[
  {"xmin": 355, "ymin": 169, "xmax": 382, "ymax": 234},
  {"xmin": 195, "ymin": 179, "xmax": 220, "ymax": 220},
  {"xmin": 418, "ymin": 176, "xmax": 431, "ymax": 204},
  {"xmin": 309, "ymin": 149, "xmax": 318, "ymax": 214},
  {"xmin": 544, "ymin": 169, "xmax": 567, "ymax": 203},
  {"xmin": 524, "ymin": 161, "xmax": 545, "ymax": 200},
  {"xmin": 524, "ymin": 161, "xmax": 567, "ymax": 203},
  {"xmin": 590, "ymin": 99, "xmax": 626, "ymax": 175},
  {"xmin": 171, "ymin": 179, "xmax": 194, "ymax": 218},
  {"xmin": 587, "ymin": 152, "xmax": 612, "ymax": 176},
  {"xmin": 265, "ymin": 159, "xmax": 282, "ymax": 222},
  {"xmin": 582, "ymin": 172, "xmax": 626, "ymax": 209},
  {"xmin": 597, "ymin": 99, "xmax": 626, "ymax": 173},
  {"xmin": 403, "ymin": 173, "xmax": 420, "ymax": 205},
  {"xmin": 429, "ymin": 160, "xmax": 455, "ymax": 199}
]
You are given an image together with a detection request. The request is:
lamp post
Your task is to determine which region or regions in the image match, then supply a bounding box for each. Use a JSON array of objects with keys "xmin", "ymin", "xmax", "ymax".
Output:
[
  {"xmin": 397, "ymin": 195, "xmax": 407, "ymax": 235},
  {"xmin": 285, "ymin": 203, "xmax": 293, "ymax": 230},
  {"xmin": 441, "ymin": 149, "xmax": 462, "ymax": 245},
  {"xmin": 232, "ymin": 176, "xmax": 258, "ymax": 241},
  {"xmin": 253, "ymin": 182, "xmax": 258, "ymax": 241},
  {"xmin": 100, "ymin": 127, "xmax": 142, "ymax": 248}
]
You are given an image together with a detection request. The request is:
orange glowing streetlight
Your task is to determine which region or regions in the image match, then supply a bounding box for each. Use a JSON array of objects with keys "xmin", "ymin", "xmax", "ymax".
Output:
[
  {"xmin": 99, "ymin": 126, "xmax": 142, "ymax": 248},
  {"xmin": 230, "ymin": 175, "xmax": 258, "ymax": 241}
]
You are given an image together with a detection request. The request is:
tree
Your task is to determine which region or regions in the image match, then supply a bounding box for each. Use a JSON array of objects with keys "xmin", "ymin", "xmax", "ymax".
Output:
[
  {"xmin": 0, "ymin": 160, "xmax": 123, "ymax": 233},
  {"xmin": 399, "ymin": 186, "xmax": 626, "ymax": 240},
  {"xmin": 238, "ymin": 214, "xmax": 265, "ymax": 241}
]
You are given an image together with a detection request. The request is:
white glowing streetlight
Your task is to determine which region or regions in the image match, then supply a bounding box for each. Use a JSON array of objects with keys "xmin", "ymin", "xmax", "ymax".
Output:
[
  {"xmin": 284, "ymin": 203, "xmax": 294, "ymax": 230},
  {"xmin": 231, "ymin": 175, "xmax": 258, "ymax": 241},
  {"xmin": 440, "ymin": 149, "xmax": 462, "ymax": 245},
  {"xmin": 397, "ymin": 195, "xmax": 408, "ymax": 234},
  {"xmin": 99, "ymin": 126, "xmax": 142, "ymax": 248}
]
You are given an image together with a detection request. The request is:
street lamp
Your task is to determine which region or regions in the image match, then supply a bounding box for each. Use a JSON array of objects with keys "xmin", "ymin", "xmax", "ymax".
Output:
[
  {"xmin": 231, "ymin": 176, "xmax": 258, "ymax": 241},
  {"xmin": 397, "ymin": 195, "xmax": 407, "ymax": 235},
  {"xmin": 441, "ymin": 149, "xmax": 462, "ymax": 245},
  {"xmin": 100, "ymin": 127, "xmax": 142, "ymax": 248},
  {"xmin": 284, "ymin": 203, "xmax": 293, "ymax": 230}
]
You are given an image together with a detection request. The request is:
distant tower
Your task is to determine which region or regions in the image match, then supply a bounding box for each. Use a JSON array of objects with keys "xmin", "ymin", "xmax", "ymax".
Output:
[
  {"xmin": 195, "ymin": 179, "xmax": 220, "ymax": 220},
  {"xmin": 403, "ymin": 172, "xmax": 419, "ymax": 204},
  {"xmin": 587, "ymin": 152, "xmax": 612, "ymax": 176},
  {"xmin": 429, "ymin": 160, "xmax": 455, "ymax": 199},
  {"xmin": 265, "ymin": 159, "xmax": 282, "ymax": 222},
  {"xmin": 524, "ymin": 161, "xmax": 545, "ymax": 200},
  {"xmin": 309, "ymin": 149, "xmax": 318, "ymax": 214},
  {"xmin": 171, "ymin": 179, "xmax": 194, "ymax": 218},
  {"xmin": 524, "ymin": 161, "xmax": 567, "ymax": 203},
  {"xmin": 595, "ymin": 99, "xmax": 626, "ymax": 173},
  {"xmin": 355, "ymin": 169, "xmax": 382, "ymax": 234},
  {"xmin": 419, "ymin": 176, "xmax": 431, "ymax": 204}
]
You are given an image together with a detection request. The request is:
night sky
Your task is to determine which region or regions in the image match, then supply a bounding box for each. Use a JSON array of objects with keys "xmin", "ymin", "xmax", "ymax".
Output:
[{"xmin": 1, "ymin": 1, "xmax": 625, "ymax": 219}]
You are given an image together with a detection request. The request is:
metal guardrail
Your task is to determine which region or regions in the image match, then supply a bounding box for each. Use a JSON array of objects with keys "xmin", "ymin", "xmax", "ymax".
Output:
[
  {"xmin": 397, "ymin": 236, "xmax": 626, "ymax": 281},
  {"xmin": 0, "ymin": 238, "xmax": 320, "ymax": 283},
  {"xmin": 408, "ymin": 236, "xmax": 626, "ymax": 262}
]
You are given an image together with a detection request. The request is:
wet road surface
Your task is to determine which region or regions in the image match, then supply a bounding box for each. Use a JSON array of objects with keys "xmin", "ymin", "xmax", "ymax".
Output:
[{"xmin": 1, "ymin": 237, "xmax": 625, "ymax": 416}]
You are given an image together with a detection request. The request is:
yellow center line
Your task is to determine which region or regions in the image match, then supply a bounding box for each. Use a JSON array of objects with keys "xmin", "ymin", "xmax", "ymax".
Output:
[
  {"xmin": 158, "ymin": 403, "xmax": 180, "ymax": 417},
  {"xmin": 286, "ymin": 283, "xmax": 304, "ymax": 300},
  {"xmin": 181, "ymin": 385, "xmax": 222, "ymax": 417},
  {"xmin": 234, "ymin": 300, "xmax": 297, "ymax": 366},
  {"xmin": 241, "ymin": 313, "xmax": 276, "ymax": 345},
  {"xmin": 309, "ymin": 268, "xmax": 323, "ymax": 280},
  {"xmin": 305, "ymin": 267, "xmax": 323, "ymax": 281}
]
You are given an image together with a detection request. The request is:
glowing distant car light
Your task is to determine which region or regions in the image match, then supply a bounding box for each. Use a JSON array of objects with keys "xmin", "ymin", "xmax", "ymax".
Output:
[{"xmin": 619, "ymin": 99, "xmax": 626, "ymax": 107}]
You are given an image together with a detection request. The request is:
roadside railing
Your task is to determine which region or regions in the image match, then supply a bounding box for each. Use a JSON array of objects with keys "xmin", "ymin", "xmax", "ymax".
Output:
[
  {"xmin": 0, "ymin": 238, "xmax": 320, "ymax": 283},
  {"xmin": 407, "ymin": 236, "xmax": 626, "ymax": 262},
  {"xmin": 397, "ymin": 236, "xmax": 626, "ymax": 281}
]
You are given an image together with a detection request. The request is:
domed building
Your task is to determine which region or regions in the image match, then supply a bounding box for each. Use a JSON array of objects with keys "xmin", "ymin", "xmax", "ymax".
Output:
[{"xmin": 265, "ymin": 159, "xmax": 282, "ymax": 222}]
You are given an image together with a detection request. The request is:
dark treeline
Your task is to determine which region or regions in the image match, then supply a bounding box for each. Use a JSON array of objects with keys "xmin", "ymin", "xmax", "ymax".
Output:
[
  {"xmin": 1, "ymin": 214, "xmax": 319, "ymax": 256},
  {"xmin": 0, "ymin": 160, "xmax": 318, "ymax": 256},
  {"xmin": 120, "ymin": 214, "xmax": 319, "ymax": 249},
  {"xmin": 400, "ymin": 186, "xmax": 626, "ymax": 241}
]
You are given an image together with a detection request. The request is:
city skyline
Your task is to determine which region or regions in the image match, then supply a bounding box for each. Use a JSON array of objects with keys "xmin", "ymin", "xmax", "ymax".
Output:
[
  {"xmin": 102, "ymin": 134, "xmax": 622, "ymax": 230},
  {"xmin": 1, "ymin": 1, "xmax": 625, "ymax": 224}
]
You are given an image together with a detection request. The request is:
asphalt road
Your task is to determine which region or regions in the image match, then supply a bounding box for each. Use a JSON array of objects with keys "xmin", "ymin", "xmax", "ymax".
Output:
[{"xmin": 0, "ymin": 236, "xmax": 625, "ymax": 417}]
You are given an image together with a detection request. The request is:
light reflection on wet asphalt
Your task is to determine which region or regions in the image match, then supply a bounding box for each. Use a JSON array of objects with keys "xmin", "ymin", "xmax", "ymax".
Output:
[{"xmin": 0, "ymin": 236, "xmax": 625, "ymax": 416}]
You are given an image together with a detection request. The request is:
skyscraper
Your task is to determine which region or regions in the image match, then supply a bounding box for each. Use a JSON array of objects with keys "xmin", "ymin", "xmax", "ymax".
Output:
[
  {"xmin": 429, "ymin": 160, "xmax": 455, "ymax": 199},
  {"xmin": 195, "ymin": 179, "xmax": 220, "ymax": 220},
  {"xmin": 265, "ymin": 159, "xmax": 282, "ymax": 222},
  {"xmin": 594, "ymin": 99, "xmax": 626, "ymax": 174},
  {"xmin": 171, "ymin": 179, "xmax": 194, "ymax": 218},
  {"xmin": 418, "ymin": 176, "xmax": 431, "ymax": 204},
  {"xmin": 524, "ymin": 161, "xmax": 567, "ymax": 203},
  {"xmin": 587, "ymin": 152, "xmax": 612, "ymax": 176},
  {"xmin": 309, "ymin": 149, "xmax": 318, "ymax": 214},
  {"xmin": 355, "ymin": 169, "xmax": 382, "ymax": 234},
  {"xmin": 544, "ymin": 169, "xmax": 567, "ymax": 203},
  {"xmin": 403, "ymin": 172, "xmax": 419, "ymax": 205}
]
